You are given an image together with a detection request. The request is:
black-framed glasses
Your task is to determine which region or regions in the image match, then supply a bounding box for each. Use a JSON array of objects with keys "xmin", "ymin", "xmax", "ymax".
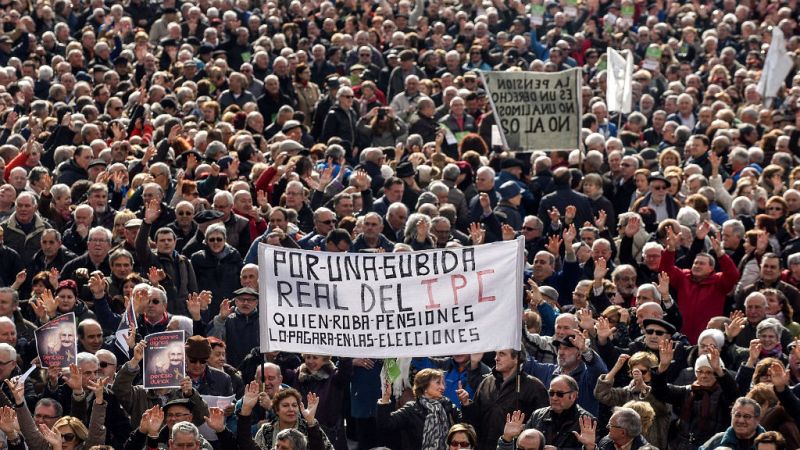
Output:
[
  {"xmin": 99, "ymin": 361, "xmax": 115, "ymax": 368},
  {"xmin": 189, "ymin": 358, "xmax": 208, "ymax": 364},
  {"xmin": 148, "ymin": 298, "xmax": 161, "ymax": 305},
  {"xmin": 207, "ymin": 237, "xmax": 225, "ymax": 243},
  {"xmin": 319, "ymin": 219, "xmax": 337, "ymax": 225},
  {"xmin": 548, "ymin": 389, "xmax": 573, "ymax": 398}
]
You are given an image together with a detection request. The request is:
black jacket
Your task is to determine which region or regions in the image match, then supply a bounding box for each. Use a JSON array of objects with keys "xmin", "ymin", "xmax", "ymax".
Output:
[
  {"xmin": 409, "ymin": 114, "xmax": 439, "ymax": 144},
  {"xmin": 376, "ymin": 397, "xmax": 463, "ymax": 450},
  {"xmin": 526, "ymin": 403, "xmax": 595, "ymax": 450},
  {"xmin": 464, "ymin": 369, "xmax": 549, "ymax": 450},
  {"xmin": 321, "ymin": 104, "xmax": 359, "ymax": 153},
  {"xmin": 190, "ymin": 245, "xmax": 243, "ymax": 318},
  {"xmin": 56, "ymin": 158, "xmax": 89, "ymax": 185}
]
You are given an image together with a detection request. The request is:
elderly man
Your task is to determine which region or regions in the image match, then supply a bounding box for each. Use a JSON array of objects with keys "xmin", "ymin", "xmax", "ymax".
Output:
[
  {"xmin": 352, "ymin": 212, "xmax": 394, "ymax": 252},
  {"xmin": 660, "ymin": 227, "xmax": 739, "ymax": 343},
  {"xmin": 209, "ymin": 287, "xmax": 260, "ymax": 368},
  {"xmin": 321, "ymin": 86, "xmax": 359, "ymax": 155},
  {"xmin": 0, "ymin": 287, "xmax": 36, "ymax": 342},
  {"xmin": 530, "ymin": 225, "xmax": 581, "ymax": 306},
  {"xmin": 298, "ymin": 207, "xmax": 337, "ymax": 250},
  {"xmin": 1, "ymin": 192, "xmax": 49, "ymax": 261},
  {"xmin": 62, "ymin": 204, "xmax": 94, "ymax": 255},
  {"xmin": 524, "ymin": 375, "xmax": 596, "ymax": 448},
  {"xmin": 212, "ymin": 191, "xmax": 251, "ymax": 256},
  {"xmin": 598, "ymin": 407, "xmax": 652, "ymax": 450},
  {"xmin": 389, "ymin": 74, "xmax": 422, "ymax": 122},
  {"xmin": 463, "ymin": 348, "xmax": 548, "ymax": 450},
  {"xmin": 523, "ymin": 328, "xmax": 608, "ymax": 416},
  {"xmin": 135, "ymin": 183, "xmax": 176, "ymax": 238},
  {"xmin": 700, "ymin": 398, "xmax": 765, "ymax": 450},
  {"xmin": 729, "ymin": 291, "xmax": 795, "ymax": 350},
  {"xmin": 282, "ymin": 180, "xmax": 314, "ymax": 233},
  {"xmin": 735, "ymin": 253, "xmax": 800, "ymax": 320},
  {"xmin": 61, "ymin": 226, "xmax": 113, "ymax": 281}
]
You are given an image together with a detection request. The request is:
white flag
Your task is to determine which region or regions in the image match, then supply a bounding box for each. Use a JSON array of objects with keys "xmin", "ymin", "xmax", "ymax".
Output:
[
  {"xmin": 757, "ymin": 27, "xmax": 794, "ymax": 101},
  {"xmin": 607, "ymin": 48, "xmax": 634, "ymax": 113}
]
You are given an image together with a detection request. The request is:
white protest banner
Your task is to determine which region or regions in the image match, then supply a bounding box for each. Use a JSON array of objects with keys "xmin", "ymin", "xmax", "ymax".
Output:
[
  {"xmin": 258, "ymin": 239, "xmax": 524, "ymax": 358},
  {"xmin": 607, "ymin": 48, "xmax": 633, "ymax": 113},
  {"xmin": 481, "ymin": 68, "xmax": 582, "ymax": 151}
]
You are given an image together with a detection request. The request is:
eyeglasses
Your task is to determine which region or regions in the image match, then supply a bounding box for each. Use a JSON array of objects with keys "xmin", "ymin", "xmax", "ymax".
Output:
[
  {"xmin": 548, "ymin": 390, "xmax": 573, "ymax": 398},
  {"xmin": 523, "ymin": 226, "xmax": 538, "ymax": 231},
  {"xmin": 148, "ymin": 298, "xmax": 161, "ymax": 305},
  {"xmin": 34, "ymin": 413, "xmax": 59, "ymax": 420},
  {"xmin": 449, "ymin": 442, "xmax": 472, "ymax": 449},
  {"xmin": 61, "ymin": 433, "xmax": 77, "ymax": 442},
  {"xmin": 319, "ymin": 219, "xmax": 337, "ymax": 225},
  {"xmin": 88, "ymin": 238, "xmax": 110, "ymax": 243},
  {"xmin": 236, "ymin": 296, "xmax": 258, "ymax": 303},
  {"xmin": 207, "ymin": 237, "xmax": 225, "ymax": 243},
  {"xmin": 651, "ymin": 185, "xmax": 667, "ymax": 191},
  {"xmin": 644, "ymin": 328, "xmax": 668, "ymax": 336},
  {"xmin": 177, "ymin": 211, "xmax": 193, "ymax": 216},
  {"xmin": 98, "ymin": 361, "xmax": 115, "ymax": 368},
  {"xmin": 188, "ymin": 358, "xmax": 207, "ymax": 364},
  {"xmin": 733, "ymin": 413, "xmax": 755, "ymax": 420},
  {"xmin": 608, "ymin": 423, "xmax": 624, "ymax": 429}
]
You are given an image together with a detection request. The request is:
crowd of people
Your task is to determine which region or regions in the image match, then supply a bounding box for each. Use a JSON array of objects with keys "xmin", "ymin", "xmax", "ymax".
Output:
[{"xmin": 1, "ymin": 0, "xmax": 800, "ymax": 448}]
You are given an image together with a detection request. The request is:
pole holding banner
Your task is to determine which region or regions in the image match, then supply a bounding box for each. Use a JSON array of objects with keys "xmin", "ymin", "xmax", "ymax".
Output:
[{"xmin": 258, "ymin": 239, "xmax": 524, "ymax": 358}]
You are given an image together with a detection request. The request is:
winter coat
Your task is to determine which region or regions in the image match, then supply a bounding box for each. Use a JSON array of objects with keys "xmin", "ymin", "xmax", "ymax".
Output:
[
  {"xmin": 191, "ymin": 244, "xmax": 243, "ymax": 318},
  {"xmin": 463, "ymin": 369, "xmax": 549, "ymax": 450},
  {"xmin": 594, "ymin": 374, "xmax": 671, "ymax": 450},
  {"xmin": 209, "ymin": 307, "xmax": 260, "ymax": 368},
  {"xmin": 526, "ymin": 403, "xmax": 595, "ymax": 450},
  {"xmin": 651, "ymin": 370, "xmax": 739, "ymax": 450},
  {"xmin": 699, "ymin": 425, "xmax": 766, "ymax": 450},
  {"xmin": 17, "ymin": 394, "xmax": 106, "ymax": 450},
  {"xmin": 376, "ymin": 397, "xmax": 463, "ymax": 450},
  {"xmin": 135, "ymin": 222, "xmax": 198, "ymax": 316},
  {"xmin": 112, "ymin": 361, "xmax": 209, "ymax": 428},
  {"xmin": 193, "ymin": 366, "xmax": 234, "ymax": 397},
  {"xmin": 321, "ymin": 105, "xmax": 359, "ymax": 152},
  {"xmin": 237, "ymin": 412, "xmax": 333, "ymax": 450},
  {"xmin": 283, "ymin": 359, "xmax": 353, "ymax": 431},
  {"xmin": 1, "ymin": 213, "xmax": 48, "ymax": 261},
  {"xmin": 659, "ymin": 249, "xmax": 739, "ymax": 344},
  {"xmin": 56, "ymin": 158, "xmax": 89, "ymax": 185}
]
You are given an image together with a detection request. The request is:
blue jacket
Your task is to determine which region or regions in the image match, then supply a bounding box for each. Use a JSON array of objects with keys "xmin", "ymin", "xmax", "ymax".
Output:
[{"xmin": 522, "ymin": 350, "xmax": 608, "ymax": 416}]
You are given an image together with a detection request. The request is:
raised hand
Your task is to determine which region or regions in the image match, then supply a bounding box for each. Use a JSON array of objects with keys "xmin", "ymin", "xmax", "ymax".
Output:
[
  {"xmin": 479, "ymin": 193, "xmax": 491, "ymax": 213},
  {"xmin": 139, "ymin": 405, "xmax": 164, "ymax": 436},
  {"xmin": 594, "ymin": 210, "xmax": 607, "ymax": 230},
  {"xmin": 657, "ymin": 272, "xmax": 670, "ymax": 300},
  {"xmin": 657, "ymin": 340, "xmax": 674, "ymax": 373},
  {"xmin": 186, "ymin": 293, "xmax": 203, "ymax": 321},
  {"xmin": 770, "ymin": 361, "xmax": 790, "ymax": 392},
  {"xmin": 218, "ymin": 299, "xmax": 232, "ymax": 320},
  {"xmin": 502, "ymin": 410, "xmax": 526, "ymax": 441},
  {"xmin": 696, "ymin": 220, "xmax": 711, "ymax": 241},
  {"xmin": 548, "ymin": 207, "xmax": 561, "ymax": 226},
  {"xmin": 546, "ymin": 235, "xmax": 562, "ymax": 256},
  {"xmin": 468, "ymin": 222, "xmax": 485, "ymax": 245},
  {"xmin": 595, "ymin": 316, "xmax": 617, "ymax": 345},
  {"xmin": 241, "ymin": 380, "xmax": 261, "ymax": 414},
  {"xmin": 4, "ymin": 376, "xmax": 24, "ymax": 404},
  {"xmin": 594, "ymin": 257, "xmax": 608, "ymax": 280},
  {"xmin": 64, "ymin": 363, "xmax": 83, "ymax": 393},
  {"xmin": 39, "ymin": 424, "xmax": 62, "ymax": 450},
  {"xmin": 707, "ymin": 345, "xmax": 723, "ymax": 375},
  {"xmin": 572, "ymin": 415, "xmax": 596, "ymax": 449},
  {"xmin": 576, "ymin": 309, "xmax": 595, "ymax": 332},
  {"xmin": 624, "ymin": 216, "xmax": 640, "ymax": 238},
  {"xmin": 664, "ymin": 226, "xmax": 680, "ymax": 251},
  {"xmin": 147, "ymin": 266, "xmax": 166, "ymax": 286},
  {"xmin": 456, "ymin": 381, "xmax": 470, "ymax": 406},
  {"xmin": 563, "ymin": 223, "xmax": 577, "ymax": 245},
  {"xmin": 746, "ymin": 339, "xmax": 762, "ymax": 367},
  {"xmin": 379, "ymin": 379, "xmax": 392, "ymax": 404},
  {"xmin": 180, "ymin": 377, "xmax": 192, "ymax": 397},
  {"xmin": 205, "ymin": 407, "xmax": 226, "ymax": 432},
  {"xmin": 41, "ymin": 289, "xmax": 57, "ymax": 317},
  {"xmin": 608, "ymin": 353, "xmax": 631, "ymax": 378},
  {"xmin": 301, "ymin": 392, "xmax": 319, "ymax": 425},
  {"xmin": 501, "ymin": 223, "xmax": 516, "ymax": 241},
  {"xmin": 88, "ymin": 273, "xmax": 107, "ymax": 299},
  {"xmin": 131, "ymin": 340, "xmax": 147, "ymax": 366},
  {"xmin": 709, "ymin": 235, "xmax": 724, "ymax": 257},
  {"xmin": 527, "ymin": 279, "xmax": 542, "ymax": 307},
  {"xmin": 565, "ymin": 205, "xmax": 577, "ymax": 224},
  {"xmin": 143, "ymin": 198, "xmax": 161, "ymax": 225},
  {"xmin": 724, "ymin": 312, "xmax": 746, "ymax": 340},
  {"xmin": 0, "ymin": 407, "xmax": 19, "ymax": 437},
  {"xmin": 88, "ymin": 377, "xmax": 108, "ymax": 404}
]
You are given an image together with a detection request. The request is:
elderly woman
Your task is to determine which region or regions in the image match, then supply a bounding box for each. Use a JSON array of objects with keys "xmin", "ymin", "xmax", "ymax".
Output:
[
  {"xmin": 190, "ymin": 223, "xmax": 243, "ymax": 319},
  {"xmin": 31, "ymin": 280, "xmax": 97, "ymax": 325},
  {"xmin": 356, "ymin": 106, "xmax": 408, "ymax": 148},
  {"xmin": 11, "ymin": 369, "xmax": 107, "ymax": 450},
  {"xmin": 237, "ymin": 383, "xmax": 333, "ymax": 450},
  {"xmin": 376, "ymin": 368, "xmax": 462, "ymax": 450},
  {"xmin": 282, "ymin": 355, "xmax": 352, "ymax": 450},
  {"xmin": 594, "ymin": 352, "xmax": 670, "ymax": 450},
  {"xmin": 746, "ymin": 383, "xmax": 800, "ymax": 450},
  {"xmin": 403, "ymin": 213, "xmax": 434, "ymax": 250},
  {"xmin": 652, "ymin": 344, "xmax": 738, "ymax": 450},
  {"xmin": 446, "ymin": 423, "xmax": 478, "ymax": 450}
]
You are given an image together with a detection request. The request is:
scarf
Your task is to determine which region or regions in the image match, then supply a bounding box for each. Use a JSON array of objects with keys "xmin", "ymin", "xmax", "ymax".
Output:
[
  {"xmin": 297, "ymin": 361, "xmax": 334, "ymax": 383},
  {"xmin": 680, "ymin": 382, "xmax": 716, "ymax": 429},
  {"xmin": 760, "ymin": 343, "xmax": 783, "ymax": 358},
  {"xmin": 419, "ymin": 397, "xmax": 448, "ymax": 450}
]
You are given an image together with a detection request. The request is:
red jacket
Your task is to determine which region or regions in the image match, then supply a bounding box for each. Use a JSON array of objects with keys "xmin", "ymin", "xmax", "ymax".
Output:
[{"xmin": 659, "ymin": 249, "xmax": 739, "ymax": 344}]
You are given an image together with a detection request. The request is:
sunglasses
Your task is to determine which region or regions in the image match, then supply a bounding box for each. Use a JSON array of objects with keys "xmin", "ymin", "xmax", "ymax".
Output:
[
  {"xmin": 148, "ymin": 298, "xmax": 161, "ymax": 305},
  {"xmin": 644, "ymin": 328, "xmax": 668, "ymax": 336},
  {"xmin": 61, "ymin": 433, "xmax": 77, "ymax": 442},
  {"xmin": 319, "ymin": 219, "xmax": 337, "ymax": 225},
  {"xmin": 189, "ymin": 358, "xmax": 208, "ymax": 364},
  {"xmin": 548, "ymin": 389, "xmax": 573, "ymax": 398},
  {"xmin": 207, "ymin": 237, "xmax": 224, "ymax": 243},
  {"xmin": 449, "ymin": 442, "xmax": 472, "ymax": 449},
  {"xmin": 99, "ymin": 361, "xmax": 114, "ymax": 368},
  {"xmin": 177, "ymin": 211, "xmax": 193, "ymax": 216},
  {"xmin": 523, "ymin": 226, "xmax": 537, "ymax": 231}
]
